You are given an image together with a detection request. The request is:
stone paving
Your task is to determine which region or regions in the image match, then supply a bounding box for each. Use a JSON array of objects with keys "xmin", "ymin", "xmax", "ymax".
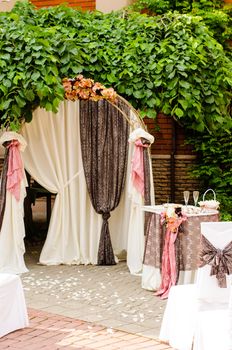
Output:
[
  {"xmin": 22, "ymin": 245, "xmax": 166, "ymax": 339},
  {"xmin": 0, "ymin": 308, "xmax": 171, "ymax": 349},
  {"xmin": 0, "ymin": 199, "xmax": 173, "ymax": 349}
]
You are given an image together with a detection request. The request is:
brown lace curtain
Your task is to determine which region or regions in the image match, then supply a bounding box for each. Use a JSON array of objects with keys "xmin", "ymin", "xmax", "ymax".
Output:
[
  {"xmin": 79, "ymin": 99, "xmax": 129, "ymax": 265},
  {"xmin": 142, "ymin": 139, "xmax": 151, "ymax": 234},
  {"xmin": 0, "ymin": 142, "xmax": 10, "ymax": 232}
]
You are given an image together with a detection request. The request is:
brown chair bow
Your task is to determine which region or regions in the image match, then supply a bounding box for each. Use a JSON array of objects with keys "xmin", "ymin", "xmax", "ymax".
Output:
[{"xmin": 199, "ymin": 234, "xmax": 232, "ymax": 288}]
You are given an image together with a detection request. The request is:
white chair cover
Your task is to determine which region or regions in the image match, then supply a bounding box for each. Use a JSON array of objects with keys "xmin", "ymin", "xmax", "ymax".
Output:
[
  {"xmin": 159, "ymin": 221, "xmax": 232, "ymax": 350},
  {"xmin": 193, "ymin": 308, "xmax": 232, "ymax": 350},
  {"xmin": 196, "ymin": 222, "xmax": 232, "ymax": 306},
  {"xmin": 193, "ymin": 222, "xmax": 232, "ymax": 350},
  {"xmin": 0, "ymin": 273, "xmax": 29, "ymax": 337}
]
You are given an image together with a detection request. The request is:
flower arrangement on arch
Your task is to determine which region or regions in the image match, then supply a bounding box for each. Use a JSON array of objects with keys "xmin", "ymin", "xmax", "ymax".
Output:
[
  {"xmin": 161, "ymin": 205, "xmax": 187, "ymax": 234},
  {"xmin": 62, "ymin": 75, "xmax": 117, "ymax": 103}
]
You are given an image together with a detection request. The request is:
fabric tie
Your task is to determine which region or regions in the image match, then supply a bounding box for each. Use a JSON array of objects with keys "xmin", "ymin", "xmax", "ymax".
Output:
[
  {"xmin": 131, "ymin": 138, "xmax": 149, "ymax": 196},
  {"xmin": 102, "ymin": 212, "xmax": 111, "ymax": 221},
  {"xmin": 199, "ymin": 235, "xmax": 232, "ymax": 288},
  {"xmin": 155, "ymin": 212, "xmax": 187, "ymax": 299},
  {"xmin": 6, "ymin": 140, "xmax": 23, "ymax": 201}
]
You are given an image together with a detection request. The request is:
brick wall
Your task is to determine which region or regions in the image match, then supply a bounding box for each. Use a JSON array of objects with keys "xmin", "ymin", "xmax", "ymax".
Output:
[
  {"xmin": 144, "ymin": 113, "xmax": 194, "ymax": 155},
  {"xmin": 151, "ymin": 155, "xmax": 199, "ymax": 205},
  {"xmin": 145, "ymin": 114, "xmax": 200, "ymax": 205},
  {"xmin": 30, "ymin": 0, "xmax": 96, "ymax": 10}
]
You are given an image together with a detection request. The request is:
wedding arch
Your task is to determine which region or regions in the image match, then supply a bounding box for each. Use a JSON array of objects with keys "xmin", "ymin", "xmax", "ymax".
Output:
[{"xmin": 0, "ymin": 76, "xmax": 154, "ymax": 275}]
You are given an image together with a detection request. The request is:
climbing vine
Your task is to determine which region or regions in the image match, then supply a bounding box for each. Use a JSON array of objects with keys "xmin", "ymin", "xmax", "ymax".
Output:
[{"xmin": 0, "ymin": 1, "xmax": 231, "ymax": 134}]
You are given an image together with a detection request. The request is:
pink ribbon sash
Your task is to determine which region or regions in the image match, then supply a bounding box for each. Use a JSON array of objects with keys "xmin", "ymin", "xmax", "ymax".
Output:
[
  {"xmin": 6, "ymin": 140, "xmax": 23, "ymax": 201},
  {"xmin": 155, "ymin": 214, "xmax": 187, "ymax": 299},
  {"xmin": 131, "ymin": 139, "xmax": 149, "ymax": 196},
  {"xmin": 155, "ymin": 229, "xmax": 178, "ymax": 299}
]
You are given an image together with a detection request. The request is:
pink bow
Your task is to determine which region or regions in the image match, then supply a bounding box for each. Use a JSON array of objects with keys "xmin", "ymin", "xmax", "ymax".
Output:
[{"xmin": 6, "ymin": 140, "xmax": 23, "ymax": 201}]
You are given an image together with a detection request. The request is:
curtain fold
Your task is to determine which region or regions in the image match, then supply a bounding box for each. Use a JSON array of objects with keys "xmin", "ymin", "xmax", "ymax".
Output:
[
  {"xmin": 79, "ymin": 99, "xmax": 129, "ymax": 265},
  {"xmin": 143, "ymin": 144, "xmax": 151, "ymax": 206},
  {"xmin": 21, "ymin": 101, "xmax": 86, "ymax": 265},
  {"xmin": 0, "ymin": 145, "xmax": 9, "ymax": 231},
  {"xmin": 0, "ymin": 133, "xmax": 28, "ymax": 274},
  {"xmin": 143, "ymin": 145, "xmax": 152, "ymax": 235}
]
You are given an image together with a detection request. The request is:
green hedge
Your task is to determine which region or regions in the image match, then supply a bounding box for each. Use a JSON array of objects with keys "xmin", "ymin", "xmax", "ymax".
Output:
[{"xmin": 0, "ymin": 1, "xmax": 231, "ymax": 133}]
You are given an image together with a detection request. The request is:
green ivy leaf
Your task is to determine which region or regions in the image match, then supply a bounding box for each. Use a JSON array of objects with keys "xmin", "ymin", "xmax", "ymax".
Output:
[
  {"xmin": 133, "ymin": 90, "xmax": 144, "ymax": 99},
  {"xmin": 3, "ymin": 79, "xmax": 11, "ymax": 88},
  {"xmin": 179, "ymin": 99, "xmax": 188, "ymax": 110},
  {"xmin": 25, "ymin": 90, "xmax": 35, "ymax": 102},
  {"xmin": 31, "ymin": 72, "xmax": 41, "ymax": 81},
  {"xmin": 15, "ymin": 95, "xmax": 26, "ymax": 108},
  {"xmin": 205, "ymin": 95, "xmax": 215, "ymax": 104},
  {"xmin": 175, "ymin": 108, "xmax": 184, "ymax": 118}
]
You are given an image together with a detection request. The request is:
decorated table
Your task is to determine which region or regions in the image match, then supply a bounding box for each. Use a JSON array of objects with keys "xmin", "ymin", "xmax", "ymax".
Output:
[{"xmin": 141, "ymin": 205, "xmax": 219, "ymax": 297}]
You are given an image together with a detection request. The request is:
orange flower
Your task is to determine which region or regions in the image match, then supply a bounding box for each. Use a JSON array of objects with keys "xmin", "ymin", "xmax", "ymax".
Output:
[
  {"xmin": 62, "ymin": 75, "xmax": 117, "ymax": 103},
  {"xmin": 62, "ymin": 78, "xmax": 72, "ymax": 92},
  {"xmin": 101, "ymin": 88, "xmax": 117, "ymax": 102},
  {"xmin": 92, "ymin": 82, "xmax": 105, "ymax": 93}
]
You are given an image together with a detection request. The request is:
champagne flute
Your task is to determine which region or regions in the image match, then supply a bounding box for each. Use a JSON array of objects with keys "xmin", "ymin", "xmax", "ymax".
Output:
[
  {"xmin": 193, "ymin": 191, "xmax": 199, "ymax": 206},
  {"xmin": 183, "ymin": 191, "xmax": 190, "ymax": 207}
]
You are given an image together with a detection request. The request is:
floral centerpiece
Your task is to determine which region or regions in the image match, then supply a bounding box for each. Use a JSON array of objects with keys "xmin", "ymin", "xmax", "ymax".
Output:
[
  {"xmin": 62, "ymin": 75, "xmax": 117, "ymax": 103},
  {"xmin": 161, "ymin": 205, "xmax": 187, "ymax": 233}
]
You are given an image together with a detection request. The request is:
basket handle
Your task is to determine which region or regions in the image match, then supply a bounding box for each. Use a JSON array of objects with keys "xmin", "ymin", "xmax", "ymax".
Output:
[{"xmin": 203, "ymin": 188, "xmax": 216, "ymax": 201}]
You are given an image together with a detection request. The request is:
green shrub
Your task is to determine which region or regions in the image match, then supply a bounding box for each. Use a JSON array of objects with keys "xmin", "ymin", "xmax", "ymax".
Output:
[
  {"xmin": 130, "ymin": 0, "xmax": 223, "ymax": 15},
  {"xmin": 0, "ymin": 1, "xmax": 231, "ymax": 133},
  {"xmin": 188, "ymin": 131, "xmax": 232, "ymax": 220}
]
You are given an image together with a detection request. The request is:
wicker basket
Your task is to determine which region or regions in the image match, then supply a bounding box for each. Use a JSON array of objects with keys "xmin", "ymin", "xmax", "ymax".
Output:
[{"xmin": 198, "ymin": 189, "xmax": 220, "ymax": 210}]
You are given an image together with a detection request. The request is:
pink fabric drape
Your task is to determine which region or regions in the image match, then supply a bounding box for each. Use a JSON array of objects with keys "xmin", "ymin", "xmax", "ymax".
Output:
[
  {"xmin": 155, "ymin": 214, "xmax": 187, "ymax": 299},
  {"xmin": 131, "ymin": 139, "xmax": 149, "ymax": 196},
  {"xmin": 155, "ymin": 229, "xmax": 179, "ymax": 299},
  {"xmin": 6, "ymin": 140, "xmax": 23, "ymax": 201}
]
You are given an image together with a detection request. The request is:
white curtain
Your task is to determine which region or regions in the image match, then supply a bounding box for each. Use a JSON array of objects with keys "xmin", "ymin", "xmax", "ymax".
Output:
[
  {"xmin": 0, "ymin": 176, "xmax": 28, "ymax": 274},
  {"xmin": 21, "ymin": 100, "xmax": 154, "ymax": 273},
  {"xmin": 0, "ymin": 133, "xmax": 28, "ymax": 274}
]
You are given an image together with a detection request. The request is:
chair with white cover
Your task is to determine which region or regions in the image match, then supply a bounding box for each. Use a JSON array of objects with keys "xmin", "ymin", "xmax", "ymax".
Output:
[
  {"xmin": 0, "ymin": 273, "xmax": 29, "ymax": 337},
  {"xmin": 159, "ymin": 221, "xmax": 232, "ymax": 350}
]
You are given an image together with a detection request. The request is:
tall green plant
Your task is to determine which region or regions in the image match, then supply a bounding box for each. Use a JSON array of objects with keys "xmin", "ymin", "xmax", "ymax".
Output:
[
  {"xmin": 131, "ymin": 0, "xmax": 232, "ymax": 56},
  {"xmin": 130, "ymin": 0, "xmax": 223, "ymax": 14},
  {"xmin": 188, "ymin": 132, "xmax": 232, "ymax": 220}
]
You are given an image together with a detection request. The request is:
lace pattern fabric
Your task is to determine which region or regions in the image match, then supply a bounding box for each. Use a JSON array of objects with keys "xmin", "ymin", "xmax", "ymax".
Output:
[
  {"xmin": 199, "ymin": 234, "xmax": 232, "ymax": 288},
  {"xmin": 79, "ymin": 99, "xmax": 129, "ymax": 265},
  {"xmin": 143, "ymin": 212, "xmax": 219, "ymax": 271}
]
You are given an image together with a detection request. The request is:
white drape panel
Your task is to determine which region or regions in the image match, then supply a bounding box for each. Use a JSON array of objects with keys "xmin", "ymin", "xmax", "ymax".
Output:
[
  {"xmin": 126, "ymin": 117, "xmax": 155, "ymax": 275},
  {"xmin": 0, "ymin": 177, "xmax": 28, "ymax": 274},
  {"xmin": 22, "ymin": 101, "xmax": 101, "ymax": 265},
  {"xmin": 21, "ymin": 100, "xmax": 152, "ymax": 270},
  {"xmin": 112, "ymin": 139, "xmax": 154, "ymax": 275},
  {"xmin": 126, "ymin": 163, "xmax": 145, "ymax": 275}
]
